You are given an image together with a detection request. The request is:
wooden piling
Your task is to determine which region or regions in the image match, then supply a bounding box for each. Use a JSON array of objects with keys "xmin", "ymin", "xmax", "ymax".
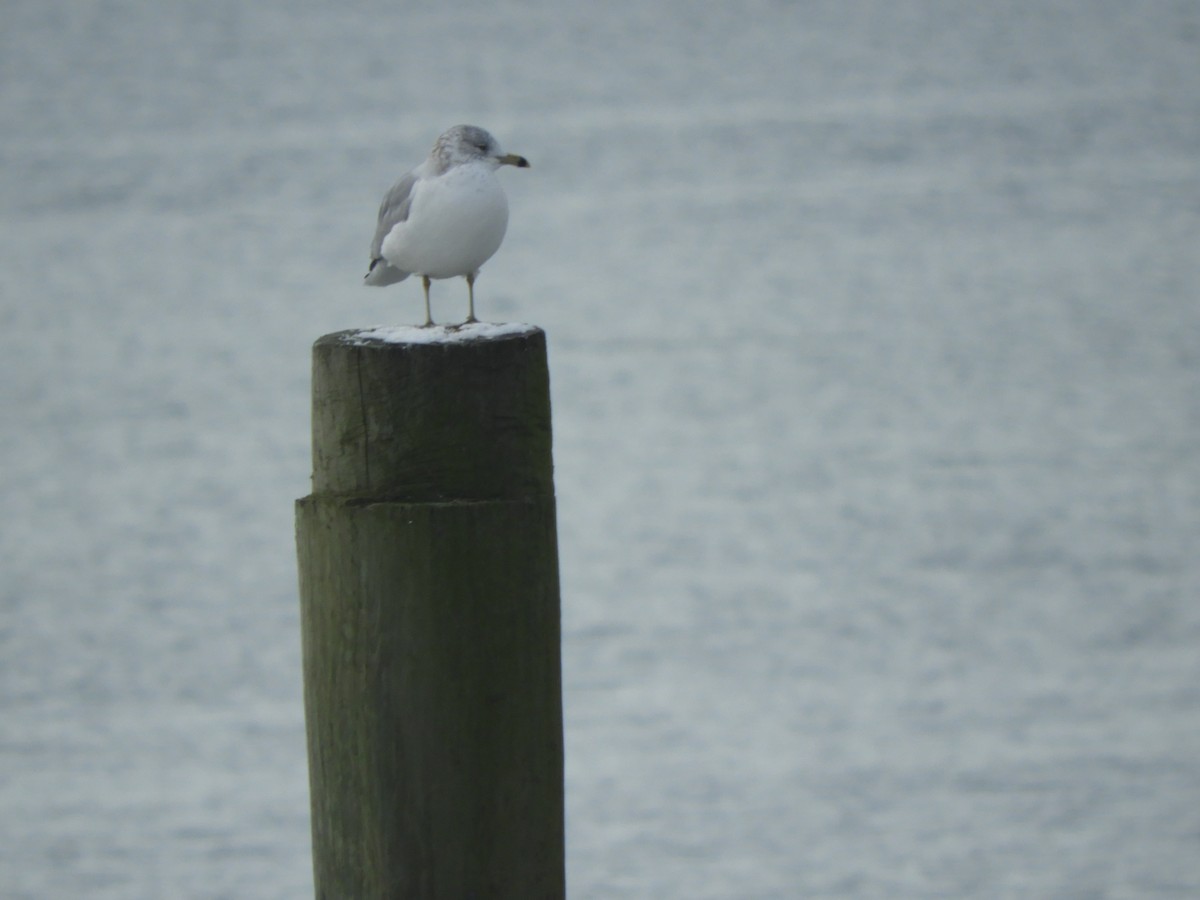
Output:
[{"xmin": 295, "ymin": 325, "xmax": 565, "ymax": 899}]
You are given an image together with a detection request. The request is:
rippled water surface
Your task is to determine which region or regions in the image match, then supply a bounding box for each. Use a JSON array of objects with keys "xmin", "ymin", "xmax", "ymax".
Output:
[{"xmin": 2, "ymin": 2, "xmax": 1199, "ymax": 896}]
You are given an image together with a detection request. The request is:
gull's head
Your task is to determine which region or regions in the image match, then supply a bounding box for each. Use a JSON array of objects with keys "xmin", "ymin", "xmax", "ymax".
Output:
[{"xmin": 433, "ymin": 124, "xmax": 530, "ymax": 171}]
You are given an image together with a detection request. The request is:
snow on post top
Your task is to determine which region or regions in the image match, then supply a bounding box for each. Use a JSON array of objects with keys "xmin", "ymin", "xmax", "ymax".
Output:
[{"xmin": 346, "ymin": 322, "xmax": 540, "ymax": 346}]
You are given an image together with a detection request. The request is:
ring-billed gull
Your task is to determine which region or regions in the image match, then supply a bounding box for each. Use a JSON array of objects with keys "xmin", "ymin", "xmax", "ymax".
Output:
[{"xmin": 364, "ymin": 125, "xmax": 530, "ymax": 326}]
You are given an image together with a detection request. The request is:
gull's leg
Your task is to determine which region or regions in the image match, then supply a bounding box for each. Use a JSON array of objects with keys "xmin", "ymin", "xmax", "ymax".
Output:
[
  {"xmin": 421, "ymin": 275, "xmax": 434, "ymax": 327},
  {"xmin": 465, "ymin": 273, "xmax": 478, "ymax": 324}
]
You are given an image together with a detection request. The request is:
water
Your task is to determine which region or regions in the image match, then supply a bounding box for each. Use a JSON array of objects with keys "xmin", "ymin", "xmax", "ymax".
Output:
[{"xmin": 2, "ymin": 1, "xmax": 1199, "ymax": 896}]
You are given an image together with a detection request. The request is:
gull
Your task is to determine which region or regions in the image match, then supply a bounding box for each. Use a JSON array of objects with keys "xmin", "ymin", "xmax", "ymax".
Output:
[{"xmin": 364, "ymin": 125, "xmax": 530, "ymax": 326}]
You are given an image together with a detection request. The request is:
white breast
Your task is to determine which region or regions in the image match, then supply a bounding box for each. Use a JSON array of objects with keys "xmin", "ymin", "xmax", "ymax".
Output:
[{"xmin": 380, "ymin": 162, "xmax": 510, "ymax": 280}]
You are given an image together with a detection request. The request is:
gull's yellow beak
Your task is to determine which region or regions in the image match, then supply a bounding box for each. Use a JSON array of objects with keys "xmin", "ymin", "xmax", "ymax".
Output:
[{"xmin": 498, "ymin": 153, "xmax": 530, "ymax": 168}]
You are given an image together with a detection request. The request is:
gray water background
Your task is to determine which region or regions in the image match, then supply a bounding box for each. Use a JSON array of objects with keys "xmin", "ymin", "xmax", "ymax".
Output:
[{"xmin": 2, "ymin": 1, "xmax": 1199, "ymax": 896}]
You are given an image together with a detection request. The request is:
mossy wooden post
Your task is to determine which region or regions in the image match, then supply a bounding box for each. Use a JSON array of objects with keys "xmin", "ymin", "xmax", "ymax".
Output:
[{"xmin": 295, "ymin": 325, "xmax": 564, "ymax": 900}]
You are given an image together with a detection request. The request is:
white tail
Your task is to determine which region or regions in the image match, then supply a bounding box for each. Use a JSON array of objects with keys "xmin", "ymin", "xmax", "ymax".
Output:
[{"xmin": 364, "ymin": 258, "xmax": 409, "ymax": 287}]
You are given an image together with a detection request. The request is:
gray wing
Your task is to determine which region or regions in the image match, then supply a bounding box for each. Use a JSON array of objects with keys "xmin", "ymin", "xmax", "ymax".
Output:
[{"xmin": 364, "ymin": 170, "xmax": 417, "ymax": 285}]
